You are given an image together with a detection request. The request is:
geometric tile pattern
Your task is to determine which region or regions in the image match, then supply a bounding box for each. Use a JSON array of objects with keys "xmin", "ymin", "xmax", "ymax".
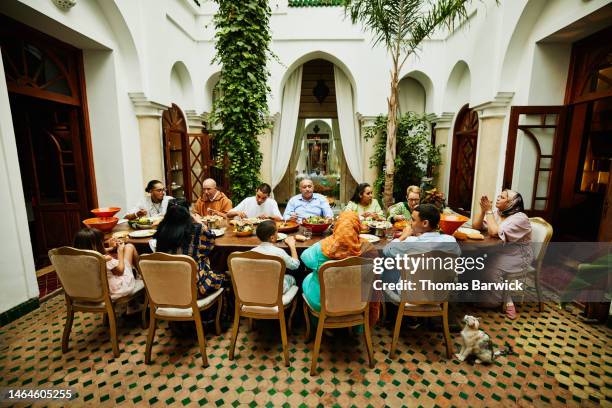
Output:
[{"xmin": 1, "ymin": 295, "xmax": 610, "ymax": 407}]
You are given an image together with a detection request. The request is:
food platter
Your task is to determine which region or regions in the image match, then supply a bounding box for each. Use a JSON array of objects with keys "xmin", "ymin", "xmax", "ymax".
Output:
[
  {"xmin": 276, "ymin": 220, "xmax": 299, "ymax": 233},
  {"xmin": 128, "ymin": 229, "xmax": 156, "ymax": 238},
  {"xmin": 359, "ymin": 234, "xmax": 380, "ymax": 243}
]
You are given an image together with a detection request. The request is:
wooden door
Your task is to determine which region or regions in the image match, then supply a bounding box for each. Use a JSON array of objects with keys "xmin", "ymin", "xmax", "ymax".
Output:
[
  {"xmin": 10, "ymin": 95, "xmax": 89, "ymax": 267},
  {"xmin": 599, "ymin": 161, "xmax": 612, "ymax": 241},
  {"xmin": 448, "ymin": 105, "xmax": 479, "ymax": 214},
  {"xmin": 162, "ymin": 104, "xmax": 190, "ymax": 200},
  {"xmin": 502, "ymin": 106, "xmax": 567, "ymax": 221},
  {"xmin": 1, "ymin": 15, "xmax": 96, "ymax": 268}
]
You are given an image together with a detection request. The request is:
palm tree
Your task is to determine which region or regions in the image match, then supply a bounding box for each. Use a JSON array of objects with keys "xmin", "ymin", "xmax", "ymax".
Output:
[{"xmin": 345, "ymin": 0, "xmax": 474, "ymax": 208}]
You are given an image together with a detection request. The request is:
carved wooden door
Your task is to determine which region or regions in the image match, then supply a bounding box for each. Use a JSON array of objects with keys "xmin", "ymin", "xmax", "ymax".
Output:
[
  {"xmin": 1, "ymin": 15, "xmax": 96, "ymax": 268},
  {"xmin": 448, "ymin": 105, "xmax": 479, "ymax": 214},
  {"xmin": 11, "ymin": 95, "xmax": 89, "ymax": 267},
  {"xmin": 162, "ymin": 104, "xmax": 191, "ymax": 200}
]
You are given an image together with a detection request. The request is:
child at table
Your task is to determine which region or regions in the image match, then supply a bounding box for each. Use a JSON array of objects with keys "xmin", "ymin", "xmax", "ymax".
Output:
[
  {"xmin": 251, "ymin": 220, "xmax": 298, "ymax": 294},
  {"xmin": 73, "ymin": 228, "xmax": 139, "ymax": 299}
]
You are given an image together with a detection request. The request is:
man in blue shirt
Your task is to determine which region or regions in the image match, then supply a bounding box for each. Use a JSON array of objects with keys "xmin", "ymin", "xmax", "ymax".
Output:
[{"xmin": 283, "ymin": 179, "xmax": 333, "ymax": 222}]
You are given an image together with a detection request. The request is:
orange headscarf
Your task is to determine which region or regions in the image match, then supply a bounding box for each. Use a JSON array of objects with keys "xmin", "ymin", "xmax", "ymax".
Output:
[{"xmin": 320, "ymin": 211, "xmax": 364, "ymax": 259}]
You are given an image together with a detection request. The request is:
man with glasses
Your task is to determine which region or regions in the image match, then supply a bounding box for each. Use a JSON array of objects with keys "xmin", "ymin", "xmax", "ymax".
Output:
[
  {"xmin": 125, "ymin": 179, "xmax": 173, "ymax": 219},
  {"xmin": 387, "ymin": 185, "xmax": 421, "ymax": 223}
]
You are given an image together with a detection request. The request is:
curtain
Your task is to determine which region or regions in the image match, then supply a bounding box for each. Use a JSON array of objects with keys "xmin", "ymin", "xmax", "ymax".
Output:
[
  {"xmin": 271, "ymin": 66, "xmax": 303, "ymax": 189},
  {"xmin": 288, "ymin": 118, "xmax": 305, "ymax": 193},
  {"xmin": 334, "ymin": 66, "xmax": 363, "ymax": 182}
]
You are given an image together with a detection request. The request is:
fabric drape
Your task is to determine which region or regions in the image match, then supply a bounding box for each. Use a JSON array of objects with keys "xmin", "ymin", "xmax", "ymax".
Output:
[
  {"xmin": 333, "ymin": 66, "xmax": 363, "ymax": 182},
  {"xmin": 271, "ymin": 66, "xmax": 303, "ymax": 189},
  {"xmin": 287, "ymin": 118, "xmax": 306, "ymax": 194}
]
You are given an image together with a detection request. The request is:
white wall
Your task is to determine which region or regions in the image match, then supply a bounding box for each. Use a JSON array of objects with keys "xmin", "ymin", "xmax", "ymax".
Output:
[{"xmin": 0, "ymin": 53, "xmax": 39, "ymax": 313}]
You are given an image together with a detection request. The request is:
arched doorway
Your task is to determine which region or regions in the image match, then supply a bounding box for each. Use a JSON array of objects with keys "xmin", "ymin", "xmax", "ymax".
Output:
[
  {"xmin": 1, "ymin": 15, "xmax": 96, "ymax": 270},
  {"xmin": 273, "ymin": 58, "xmax": 359, "ymax": 204},
  {"xmin": 448, "ymin": 104, "xmax": 479, "ymax": 214}
]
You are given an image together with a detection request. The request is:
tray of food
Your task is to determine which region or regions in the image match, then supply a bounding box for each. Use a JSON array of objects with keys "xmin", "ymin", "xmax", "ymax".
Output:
[{"xmin": 276, "ymin": 220, "xmax": 299, "ymax": 233}]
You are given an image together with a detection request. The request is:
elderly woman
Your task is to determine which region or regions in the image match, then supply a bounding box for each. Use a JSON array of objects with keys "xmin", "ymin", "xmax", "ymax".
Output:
[
  {"xmin": 125, "ymin": 180, "xmax": 173, "ymax": 220},
  {"xmin": 301, "ymin": 211, "xmax": 380, "ymax": 325},
  {"xmin": 344, "ymin": 183, "xmax": 384, "ymax": 220},
  {"xmin": 472, "ymin": 189, "xmax": 533, "ymax": 319},
  {"xmin": 387, "ymin": 185, "xmax": 421, "ymax": 223}
]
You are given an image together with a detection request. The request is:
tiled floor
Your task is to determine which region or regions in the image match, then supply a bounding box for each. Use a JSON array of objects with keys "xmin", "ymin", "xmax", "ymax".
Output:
[{"xmin": 0, "ymin": 295, "xmax": 610, "ymax": 407}]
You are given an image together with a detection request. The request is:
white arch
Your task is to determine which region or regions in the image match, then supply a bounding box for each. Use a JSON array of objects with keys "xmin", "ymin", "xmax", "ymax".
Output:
[
  {"xmin": 400, "ymin": 70, "xmax": 435, "ymax": 114},
  {"xmin": 169, "ymin": 61, "xmax": 195, "ymax": 109},
  {"xmin": 498, "ymin": 0, "xmax": 547, "ymax": 91},
  {"xmin": 203, "ymin": 71, "xmax": 221, "ymax": 112},
  {"xmin": 96, "ymin": 1, "xmax": 144, "ymax": 91},
  {"xmin": 443, "ymin": 61, "xmax": 471, "ymax": 112}
]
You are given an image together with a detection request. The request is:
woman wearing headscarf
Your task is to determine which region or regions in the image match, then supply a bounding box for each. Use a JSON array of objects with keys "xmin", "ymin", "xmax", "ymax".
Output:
[
  {"xmin": 301, "ymin": 211, "xmax": 380, "ymax": 324},
  {"xmin": 472, "ymin": 189, "xmax": 533, "ymax": 319}
]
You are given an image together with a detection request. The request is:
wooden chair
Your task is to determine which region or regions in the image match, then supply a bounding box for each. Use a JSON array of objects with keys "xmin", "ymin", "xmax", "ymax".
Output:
[
  {"xmin": 504, "ymin": 217, "xmax": 553, "ymax": 312},
  {"xmin": 303, "ymin": 257, "xmax": 375, "ymax": 376},
  {"xmin": 138, "ymin": 253, "xmax": 224, "ymax": 367},
  {"xmin": 386, "ymin": 251, "xmax": 456, "ymax": 359},
  {"xmin": 227, "ymin": 251, "xmax": 299, "ymax": 367},
  {"xmin": 48, "ymin": 247, "xmax": 146, "ymax": 358}
]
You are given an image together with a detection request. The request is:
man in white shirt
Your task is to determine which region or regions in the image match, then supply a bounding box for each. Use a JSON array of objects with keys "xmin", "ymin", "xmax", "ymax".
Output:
[
  {"xmin": 226, "ymin": 183, "xmax": 282, "ymax": 221},
  {"xmin": 251, "ymin": 220, "xmax": 298, "ymax": 294},
  {"xmin": 382, "ymin": 204, "xmax": 461, "ymax": 329},
  {"xmin": 125, "ymin": 180, "xmax": 173, "ymax": 219}
]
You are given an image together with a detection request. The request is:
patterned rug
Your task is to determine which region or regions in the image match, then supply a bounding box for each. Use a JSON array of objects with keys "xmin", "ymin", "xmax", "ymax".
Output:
[{"xmin": 0, "ymin": 295, "xmax": 610, "ymax": 407}]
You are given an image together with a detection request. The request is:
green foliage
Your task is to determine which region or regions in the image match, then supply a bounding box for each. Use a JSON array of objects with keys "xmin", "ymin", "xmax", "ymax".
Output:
[
  {"xmin": 365, "ymin": 112, "xmax": 443, "ymax": 204},
  {"xmin": 211, "ymin": 0, "xmax": 272, "ymax": 203}
]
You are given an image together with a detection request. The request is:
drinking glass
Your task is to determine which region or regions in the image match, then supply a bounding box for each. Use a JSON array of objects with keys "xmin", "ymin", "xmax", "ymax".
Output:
[
  {"xmin": 303, "ymin": 227, "xmax": 312, "ymax": 240},
  {"xmin": 385, "ymin": 228, "xmax": 395, "ymax": 241}
]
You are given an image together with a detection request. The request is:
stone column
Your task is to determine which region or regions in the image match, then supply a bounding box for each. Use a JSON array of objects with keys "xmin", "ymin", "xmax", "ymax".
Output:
[
  {"xmin": 129, "ymin": 93, "xmax": 167, "ymax": 185},
  {"xmin": 431, "ymin": 112, "xmax": 455, "ymax": 196},
  {"xmin": 470, "ymin": 92, "xmax": 514, "ymax": 216}
]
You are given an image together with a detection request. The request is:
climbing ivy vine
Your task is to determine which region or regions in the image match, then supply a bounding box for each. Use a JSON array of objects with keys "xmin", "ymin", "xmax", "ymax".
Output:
[{"xmin": 211, "ymin": 0, "xmax": 272, "ymax": 203}]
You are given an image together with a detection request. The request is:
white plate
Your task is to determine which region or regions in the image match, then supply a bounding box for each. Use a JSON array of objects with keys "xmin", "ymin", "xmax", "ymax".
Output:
[
  {"xmin": 359, "ymin": 233, "xmax": 380, "ymax": 243},
  {"xmin": 457, "ymin": 227, "xmax": 480, "ymax": 235},
  {"xmin": 276, "ymin": 232, "xmax": 287, "ymax": 241},
  {"xmin": 117, "ymin": 218, "xmax": 128, "ymax": 224},
  {"xmin": 211, "ymin": 228, "xmax": 225, "ymax": 237},
  {"xmin": 128, "ymin": 229, "xmax": 156, "ymax": 238}
]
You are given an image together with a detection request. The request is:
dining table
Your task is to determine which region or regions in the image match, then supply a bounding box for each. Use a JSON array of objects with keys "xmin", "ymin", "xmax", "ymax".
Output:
[{"xmin": 107, "ymin": 219, "xmax": 501, "ymax": 272}]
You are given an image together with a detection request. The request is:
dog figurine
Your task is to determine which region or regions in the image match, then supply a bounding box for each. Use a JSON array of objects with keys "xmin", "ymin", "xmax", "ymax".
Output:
[{"xmin": 455, "ymin": 315, "xmax": 513, "ymax": 364}]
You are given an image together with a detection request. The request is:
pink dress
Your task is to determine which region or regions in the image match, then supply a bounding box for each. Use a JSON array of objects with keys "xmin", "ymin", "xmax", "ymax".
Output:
[
  {"xmin": 106, "ymin": 258, "xmax": 136, "ymax": 299},
  {"xmin": 484, "ymin": 210, "xmax": 534, "ymax": 301}
]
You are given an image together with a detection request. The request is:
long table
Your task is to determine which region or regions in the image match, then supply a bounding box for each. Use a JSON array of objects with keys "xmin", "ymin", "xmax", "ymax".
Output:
[{"xmin": 109, "ymin": 221, "xmax": 500, "ymax": 272}]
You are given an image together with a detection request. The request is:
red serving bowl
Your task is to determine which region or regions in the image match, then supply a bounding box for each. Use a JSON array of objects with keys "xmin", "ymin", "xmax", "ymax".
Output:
[
  {"xmin": 82, "ymin": 217, "xmax": 119, "ymax": 233},
  {"xmin": 439, "ymin": 214, "xmax": 469, "ymax": 235},
  {"xmin": 302, "ymin": 221, "xmax": 332, "ymax": 234},
  {"xmin": 91, "ymin": 207, "xmax": 121, "ymax": 218}
]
